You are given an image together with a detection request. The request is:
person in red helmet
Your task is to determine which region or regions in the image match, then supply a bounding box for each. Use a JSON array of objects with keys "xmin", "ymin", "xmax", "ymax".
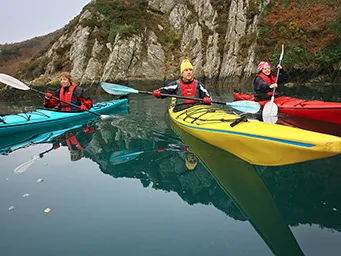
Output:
[
  {"xmin": 44, "ymin": 72, "xmax": 93, "ymax": 112},
  {"xmin": 152, "ymin": 59, "xmax": 211, "ymax": 112},
  {"xmin": 254, "ymin": 61, "xmax": 289, "ymax": 101}
]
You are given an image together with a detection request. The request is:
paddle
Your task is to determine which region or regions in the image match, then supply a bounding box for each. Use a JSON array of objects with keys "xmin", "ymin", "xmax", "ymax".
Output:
[
  {"xmin": 0, "ymin": 73, "xmax": 110, "ymax": 119},
  {"xmin": 13, "ymin": 147, "xmax": 53, "ymax": 174},
  {"xmin": 110, "ymin": 144, "xmax": 185, "ymax": 165},
  {"xmin": 262, "ymin": 44, "xmax": 284, "ymax": 123},
  {"xmin": 101, "ymin": 82, "xmax": 261, "ymax": 114}
]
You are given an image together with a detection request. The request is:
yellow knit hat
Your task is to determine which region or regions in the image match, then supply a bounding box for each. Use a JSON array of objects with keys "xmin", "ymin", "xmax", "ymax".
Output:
[{"xmin": 180, "ymin": 59, "xmax": 193, "ymax": 74}]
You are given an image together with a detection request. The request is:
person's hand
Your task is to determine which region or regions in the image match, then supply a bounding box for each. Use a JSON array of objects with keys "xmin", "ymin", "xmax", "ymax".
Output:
[
  {"xmin": 80, "ymin": 104, "xmax": 87, "ymax": 111},
  {"xmin": 269, "ymin": 83, "xmax": 278, "ymax": 89},
  {"xmin": 153, "ymin": 90, "xmax": 161, "ymax": 98},
  {"xmin": 45, "ymin": 92, "xmax": 53, "ymax": 99},
  {"xmin": 53, "ymin": 143, "xmax": 60, "ymax": 150},
  {"xmin": 203, "ymin": 97, "xmax": 211, "ymax": 105},
  {"xmin": 276, "ymin": 65, "xmax": 283, "ymax": 70}
]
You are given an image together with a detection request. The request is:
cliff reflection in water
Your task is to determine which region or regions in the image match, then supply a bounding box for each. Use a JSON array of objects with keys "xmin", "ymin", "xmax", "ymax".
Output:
[
  {"xmin": 6, "ymin": 112, "xmax": 340, "ymax": 255},
  {"xmin": 80, "ymin": 120, "xmax": 341, "ymax": 255}
]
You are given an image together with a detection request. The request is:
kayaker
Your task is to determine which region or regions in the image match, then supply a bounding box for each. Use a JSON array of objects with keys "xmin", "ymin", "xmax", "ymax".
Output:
[
  {"xmin": 254, "ymin": 61, "xmax": 289, "ymax": 101},
  {"xmin": 44, "ymin": 72, "xmax": 93, "ymax": 111},
  {"xmin": 152, "ymin": 59, "xmax": 211, "ymax": 111}
]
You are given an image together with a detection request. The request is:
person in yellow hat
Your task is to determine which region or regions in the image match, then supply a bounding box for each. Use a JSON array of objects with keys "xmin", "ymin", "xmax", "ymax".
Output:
[{"xmin": 152, "ymin": 59, "xmax": 211, "ymax": 111}]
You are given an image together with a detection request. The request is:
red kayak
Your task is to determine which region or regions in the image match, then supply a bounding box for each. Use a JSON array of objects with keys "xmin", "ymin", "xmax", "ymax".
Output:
[
  {"xmin": 233, "ymin": 92, "xmax": 341, "ymax": 124},
  {"xmin": 277, "ymin": 116, "xmax": 341, "ymax": 137}
]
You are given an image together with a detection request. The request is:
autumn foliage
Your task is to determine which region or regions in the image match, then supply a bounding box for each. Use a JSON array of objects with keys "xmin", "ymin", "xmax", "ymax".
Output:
[{"xmin": 267, "ymin": 1, "xmax": 340, "ymax": 53}]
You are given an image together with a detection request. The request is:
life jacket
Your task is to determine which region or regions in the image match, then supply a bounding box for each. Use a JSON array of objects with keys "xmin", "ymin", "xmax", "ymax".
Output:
[
  {"xmin": 176, "ymin": 79, "xmax": 198, "ymax": 104},
  {"xmin": 59, "ymin": 84, "xmax": 78, "ymax": 111},
  {"xmin": 255, "ymin": 73, "xmax": 277, "ymax": 96},
  {"xmin": 65, "ymin": 133, "xmax": 85, "ymax": 151}
]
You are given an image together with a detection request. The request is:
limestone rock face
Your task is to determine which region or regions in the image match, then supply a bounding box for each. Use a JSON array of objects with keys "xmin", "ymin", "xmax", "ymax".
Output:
[{"xmin": 40, "ymin": 0, "xmax": 264, "ymax": 85}]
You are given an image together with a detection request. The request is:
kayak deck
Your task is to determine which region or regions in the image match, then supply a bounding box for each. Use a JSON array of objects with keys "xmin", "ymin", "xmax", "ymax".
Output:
[{"xmin": 0, "ymin": 99, "xmax": 128, "ymax": 136}]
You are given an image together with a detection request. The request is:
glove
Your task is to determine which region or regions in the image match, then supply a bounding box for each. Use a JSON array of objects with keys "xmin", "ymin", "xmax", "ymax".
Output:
[
  {"xmin": 153, "ymin": 90, "xmax": 161, "ymax": 98},
  {"xmin": 80, "ymin": 104, "xmax": 87, "ymax": 111},
  {"xmin": 53, "ymin": 143, "xmax": 60, "ymax": 150},
  {"xmin": 45, "ymin": 92, "xmax": 53, "ymax": 99},
  {"xmin": 203, "ymin": 97, "xmax": 211, "ymax": 105}
]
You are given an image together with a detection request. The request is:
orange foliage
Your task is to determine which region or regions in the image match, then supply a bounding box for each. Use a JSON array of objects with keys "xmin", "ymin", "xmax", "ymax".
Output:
[{"xmin": 267, "ymin": 0, "xmax": 341, "ymax": 53}]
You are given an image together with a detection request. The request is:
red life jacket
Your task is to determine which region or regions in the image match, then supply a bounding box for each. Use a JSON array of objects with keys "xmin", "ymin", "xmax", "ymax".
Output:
[
  {"xmin": 59, "ymin": 84, "xmax": 78, "ymax": 111},
  {"xmin": 179, "ymin": 79, "xmax": 197, "ymax": 104},
  {"xmin": 255, "ymin": 73, "xmax": 277, "ymax": 96},
  {"xmin": 65, "ymin": 133, "xmax": 85, "ymax": 151}
]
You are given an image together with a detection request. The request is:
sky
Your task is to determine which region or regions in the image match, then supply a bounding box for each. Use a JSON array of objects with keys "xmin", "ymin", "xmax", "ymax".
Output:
[{"xmin": 0, "ymin": 0, "xmax": 90, "ymax": 44}]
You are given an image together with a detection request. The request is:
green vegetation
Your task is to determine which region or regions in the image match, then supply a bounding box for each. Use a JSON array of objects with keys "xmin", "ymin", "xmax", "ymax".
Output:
[
  {"xmin": 0, "ymin": 46, "xmax": 21, "ymax": 60},
  {"xmin": 17, "ymin": 56, "xmax": 50, "ymax": 80},
  {"xmin": 87, "ymin": 0, "xmax": 149, "ymax": 41}
]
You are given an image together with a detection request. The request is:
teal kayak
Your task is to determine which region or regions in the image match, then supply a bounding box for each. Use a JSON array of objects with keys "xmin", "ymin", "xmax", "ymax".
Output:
[{"xmin": 0, "ymin": 99, "xmax": 128, "ymax": 136}]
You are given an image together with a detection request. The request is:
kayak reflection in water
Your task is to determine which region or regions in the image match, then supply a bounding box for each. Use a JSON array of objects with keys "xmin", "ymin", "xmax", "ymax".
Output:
[{"xmin": 53, "ymin": 124, "xmax": 95, "ymax": 161}]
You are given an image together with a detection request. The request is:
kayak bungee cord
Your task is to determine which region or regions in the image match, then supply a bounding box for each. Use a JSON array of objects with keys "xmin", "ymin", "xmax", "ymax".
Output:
[{"xmin": 174, "ymin": 106, "xmax": 247, "ymax": 126}]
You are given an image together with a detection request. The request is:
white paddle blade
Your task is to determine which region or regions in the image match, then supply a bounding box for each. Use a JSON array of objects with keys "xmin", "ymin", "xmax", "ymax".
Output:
[
  {"xmin": 13, "ymin": 155, "xmax": 40, "ymax": 174},
  {"xmin": 263, "ymin": 101, "xmax": 278, "ymax": 117},
  {"xmin": 0, "ymin": 73, "xmax": 30, "ymax": 90},
  {"xmin": 262, "ymin": 101, "xmax": 278, "ymax": 124},
  {"xmin": 263, "ymin": 114, "xmax": 278, "ymax": 124},
  {"xmin": 100, "ymin": 115, "xmax": 111, "ymax": 120},
  {"xmin": 101, "ymin": 82, "xmax": 138, "ymax": 95}
]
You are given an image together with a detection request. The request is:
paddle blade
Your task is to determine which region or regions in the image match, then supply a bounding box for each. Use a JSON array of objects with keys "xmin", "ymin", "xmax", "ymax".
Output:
[
  {"xmin": 101, "ymin": 82, "xmax": 138, "ymax": 95},
  {"xmin": 263, "ymin": 114, "xmax": 278, "ymax": 124},
  {"xmin": 226, "ymin": 101, "xmax": 260, "ymax": 114},
  {"xmin": 262, "ymin": 101, "xmax": 278, "ymax": 124},
  {"xmin": 109, "ymin": 150, "xmax": 143, "ymax": 165},
  {"xmin": 13, "ymin": 155, "xmax": 40, "ymax": 174},
  {"xmin": 263, "ymin": 101, "xmax": 278, "ymax": 116},
  {"xmin": 0, "ymin": 73, "xmax": 30, "ymax": 90}
]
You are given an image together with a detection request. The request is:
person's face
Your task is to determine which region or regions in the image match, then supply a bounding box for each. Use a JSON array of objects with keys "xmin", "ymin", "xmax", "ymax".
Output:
[
  {"xmin": 182, "ymin": 68, "xmax": 194, "ymax": 82},
  {"xmin": 60, "ymin": 76, "xmax": 71, "ymax": 87},
  {"xmin": 261, "ymin": 67, "xmax": 271, "ymax": 76}
]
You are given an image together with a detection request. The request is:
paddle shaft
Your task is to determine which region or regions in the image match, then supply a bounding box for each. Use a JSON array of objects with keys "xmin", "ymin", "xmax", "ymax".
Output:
[
  {"xmin": 270, "ymin": 45, "xmax": 284, "ymax": 102},
  {"xmin": 138, "ymin": 90, "xmax": 225, "ymax": 105},
  {"xmin": 270, "ymin": 62, "xmax": 282, "ymax": 102},
  {"xmin": 100, "ymin": 82, "xmax": 260, "ymax": 113},
  {"xmin": 29, "ymin": 87, "xmax": 101, "ymax": 117}
]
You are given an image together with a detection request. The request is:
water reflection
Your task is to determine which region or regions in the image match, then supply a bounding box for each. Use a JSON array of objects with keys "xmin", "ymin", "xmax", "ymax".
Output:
[
  {"xmin": 94, "ymin": 121, "xmax": 340, "ymax": 255},
  {"xmin": 2, "ymin": 95, "xmax": 341, "ymax": 255},
  {"xmin": 172, "ymin": 124, "xmax": 305, "ymax": 255}
]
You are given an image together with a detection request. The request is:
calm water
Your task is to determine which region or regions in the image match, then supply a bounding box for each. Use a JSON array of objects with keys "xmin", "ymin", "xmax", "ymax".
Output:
[{"xmin": 1, "ymin": 90, "xmax": 341, "ymax": 256}]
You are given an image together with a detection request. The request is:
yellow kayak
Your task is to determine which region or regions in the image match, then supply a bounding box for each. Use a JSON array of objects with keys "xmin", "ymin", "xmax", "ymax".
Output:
[{"xmin": 169, "ymin": 101, "xmax": 341, "ymax": 166}]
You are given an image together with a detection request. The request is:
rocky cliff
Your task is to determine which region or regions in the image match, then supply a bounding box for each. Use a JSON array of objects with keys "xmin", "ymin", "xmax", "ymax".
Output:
[
  {"xmin": 28, "ymin": 0, "xmax": 263, "ymax": 86},
  {"xmin": 3, "ymin": 0, "xmax": 340, "ymax": 88}
]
